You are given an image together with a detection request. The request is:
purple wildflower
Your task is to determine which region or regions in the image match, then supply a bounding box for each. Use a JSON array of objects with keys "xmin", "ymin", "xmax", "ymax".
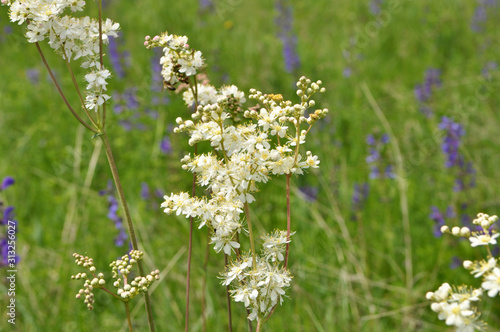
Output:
[
  {"xmin": 0, "ymin": 177, "xmax": 19, "ymax": 267},
  {"xmin": 342, "ymin": 67, "xmax": 353, "ymax": 78},
  {"xmin": 0, "ymin": 238, "xmax": 19, "ymax": 266},
  {"xmin": 351, "ymin": 183, "xmax": 369, "ymax": 221},
  {"xmin": 155, "ymin": 189, "xmax": 165, "ymax": 199},
  {"xmin": 108, "ymin": 34, "xmax": 130, "ymax": 79},
  {"xmin": 275, "ymin": 1, "xmax": 301, "ymax": 74},
  {"xmin": 146, "ymin": 109, "xmax": 159, "ymax": 119},
  {"xmin": 2, "ymin": 206, "xmax": 15, "ymax": 225},
  {"xmin": 453, "ymin": 161, "xmax": 476, "ymax": 192},
  {"xmin": 3, "ymin": 25, "xmax": 12, "ymax": 36},
  {"xmin": 384, "ymin": 165, "xmax": 396, "ymax": 179},
  {"xmin": 141, "ymin": 183, "xmax": 151, "ymax": 201},
  {"xmin": 118, "ymin": 120, "xmax": 133, "ymax": 131},
  {"xmin": 100, "ymin": 181, "xmax": 129, "ymax": 247},
  {"xmin": 430, "ymin": 205, "xmax": 455, "ymax": 237},
  {"xmin": 0, "ymin": 177, "xmax": 15, "ymax": 191},
  {"xmin": 151, "ymin": 48, "xmax": 164, "ymax": 93},
  {"xmin": 25, "ymin": 68, "xmax": 40, "ymax": 84},
  {"xmin": 366, "ymin": 133, "xmax": 394, "ymax": 179},
  {"xmin": 438, "ymin": 116, "xmax": 465, "ymax": 168},
  {"xmin": 369, "ymin": 0, "xmax": 384, "ymax": 15},
  {"xmin": 414, "ymin": 68, "xmax": 441, "ymax": 117},
  {"xmin": 199, "ymin": 0, "xmax": 214, "ymax": 11},
  {"xmin": 481, "ymin": 61, "xmax": 497, "ymax": 80},
  {"xmin": 160, "ymin": 136, "xmax": 173, "ymax": 155},
  {"xmin": 449, "ymin": 256, "xmax": 462, "ymax": 269},
  {"xmin": 471, "ymin": 0, "xmax": 498, "ymax": 32},
  {"xmin": 141, "ymin": 183, "xmax": 166, "ymax": 210},
  {"xmin": 299, "ymin": 186, "xmax": 318, "ymax": 202}
]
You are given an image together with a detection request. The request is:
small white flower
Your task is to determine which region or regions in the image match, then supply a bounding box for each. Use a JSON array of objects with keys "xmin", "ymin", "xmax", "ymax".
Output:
[
  {"xmin": 469, "ymin": 231, "xmax": 500, "ymax": 247},
  {"xmin": 178, "ymin": 50, "xmax": 204, "ymax": 76},
  {"xmin": 438, "ymin": 300, "xmax": 473, "ymax": 327},
  {"xmin": 433, "ymin": 283, "xmax": 452, "ymax": 301},
  {"xmin": 481, "ymin": 267, "xmax": 500, "ymax": 297},
  {"xmin": 471, "ymin": 257, "xmax": 496, "ymax": 278}
]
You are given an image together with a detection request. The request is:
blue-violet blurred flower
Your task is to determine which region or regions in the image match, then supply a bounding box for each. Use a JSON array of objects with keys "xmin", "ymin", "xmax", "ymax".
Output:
[{"xmin": 275, "ymin": 0, "xmax": 301, "ymax": 74}]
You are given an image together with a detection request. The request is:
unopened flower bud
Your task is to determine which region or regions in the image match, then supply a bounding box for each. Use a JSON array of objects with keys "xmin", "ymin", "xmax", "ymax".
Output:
[{"xmin": 430, "ymin": 302, "xmax": 442, "ymax": 312}]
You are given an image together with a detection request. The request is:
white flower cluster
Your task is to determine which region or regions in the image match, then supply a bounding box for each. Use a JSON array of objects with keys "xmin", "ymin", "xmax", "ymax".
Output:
[
  {"xmin": 161, "ymin": 77, "xmax": 327, "ymax": 255},
  {"xmin": 441, "ymin": 213, "xmax": 500, "ymax": 248},
  {"xmin": 222, "ymin": 252, "xmax": 292, "ymax": 321},
  {"xmin": 429, "ymin": 213, "xmax": 500, "ymax": 331},
  {"xmin": 158, "ymin": 72, "xmax": 327, "ymax": 320},
  {"xmin": 3, "ymin": 0, "xmax": 120, "ymax": 112},
  {"xmin": 426, "ymin": 283, "xmax": 485, "ymax": 331},
  {"xmin": 144, "ymin": 32, "xmax": 205, "ymax": 88},
  {"xmin": 182, "ymin": 83, "xmax": 246, "ymax": 108}
]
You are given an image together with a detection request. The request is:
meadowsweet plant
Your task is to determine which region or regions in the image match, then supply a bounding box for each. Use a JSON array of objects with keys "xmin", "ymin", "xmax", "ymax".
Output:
[
  {"xmin": 2, "ymin": 1, "xmax": 156, "ymax": 329},
  {"xmin": 145, "ymin": 29, "xmax": 327, "ymax": 330},
  {"xmin": 71, "ymin": 251, "xmax": 160, "ymax": 330},
  {"xmin": 427, "ymin": 212, "xmax": 500, "ymax": 331}
]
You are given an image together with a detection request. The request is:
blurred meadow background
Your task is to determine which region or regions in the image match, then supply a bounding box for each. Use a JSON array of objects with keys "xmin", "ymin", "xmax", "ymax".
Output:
[{"xmin": 1, "ymin": 0, "xmax": 500, "ymax": 331}]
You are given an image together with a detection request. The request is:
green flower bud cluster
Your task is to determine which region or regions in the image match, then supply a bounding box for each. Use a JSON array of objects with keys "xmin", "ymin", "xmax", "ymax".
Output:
[
  {"xmin": 110, "ymin": 250, "xmax": 160, "ymax": 301},
  {"xmin": 71, "ymin": 253, "xmax": 106, "ymax": 310},
  {"xmin": 71, "ymin": 250, "xmax": 160, "ymax": 308}
]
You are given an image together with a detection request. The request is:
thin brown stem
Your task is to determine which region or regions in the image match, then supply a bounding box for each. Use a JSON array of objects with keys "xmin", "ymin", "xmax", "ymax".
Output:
[
  {"xmin": 60, "ymin": 54, "xmax": 99, "ymax": 129},
  {"xmin": 125, "ymin": 302, "xmax": 134, "ymax": 332},
  {"xmin": 100, "ymin": 132, "xmax": 156, "ymax": 332},
  {"xmin": 97, "ymin": 0, "xmax": 107, "ymax": 128},
  {"xmin": 185, "ymin": 144, "xmax": 197, "ymax": 332},
  {"xmin": 224, "ymin": 254, "xmax": 233, "ymax": 332},
  {"xmin": 185, "ymin": 76, "xmax": 199, "ymax": 331},
  {"xmin": 256, "ymin": 320, "xmax": 262, "ymax": 332},
  {"xmin": 244, "ymin": 203, "xmax": 257, "ymax": 269},
  {"xmin": 284, "ymin": 174, "xmax": 291, "ymax": 268},
  {"xmin": 35, "ymin": 43, "xmax": 97, "ymax": 133},
  {"xmin": 201, "ymin": 230, "xmax": 210, "ymax": 332}
]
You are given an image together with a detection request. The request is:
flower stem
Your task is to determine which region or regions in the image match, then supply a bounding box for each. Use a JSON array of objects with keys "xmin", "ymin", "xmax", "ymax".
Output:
[
  {"xmin": 185, "ymin": 77, "xmax": 199, "ymax": 332},
  {"xmin": 35, "ymin": 43, "xmax": 97, "ymax": 133},
  {"xmin": 284, "ymin": 173, "xmax": 291, "ymax": 268},
  {"xmin": 202, "ymin": 230, "xmax": 210, "ymax": 332},
  {"xmin": 244, "ymin": 203, "xmax": 257, "ymax": 269},
  {"xmin": 100, "ymin": 132, "xmax": 156, "ymax": 332},
  {"xmin": 224, "ymin": 254, "xmax": 234, "ymax": 332},
  {"xmin": 97, "ymin": 0, "xmax": 107, "ymax": 128},
  {"xmin": 184, "ymin": 143, "xmax": 197, "ymax": 332},
  {"xmin": 125, "ymin": 302, "xmax": 134, "ymax": 332}
]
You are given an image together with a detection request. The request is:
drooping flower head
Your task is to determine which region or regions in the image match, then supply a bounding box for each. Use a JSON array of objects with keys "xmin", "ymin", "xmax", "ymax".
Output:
[
  {"xmin": 3, "ymin": 0, "xmax": 120, "ymax": 112},
  {"xmin": 144, "ymin": 32, "xmax": 205, "ymax": 90}
]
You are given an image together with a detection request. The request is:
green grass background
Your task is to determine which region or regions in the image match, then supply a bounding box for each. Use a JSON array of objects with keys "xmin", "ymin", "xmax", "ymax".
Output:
[{"xmin": 1, "ymin": 0, "xmax": 500, "ymax": 331}]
